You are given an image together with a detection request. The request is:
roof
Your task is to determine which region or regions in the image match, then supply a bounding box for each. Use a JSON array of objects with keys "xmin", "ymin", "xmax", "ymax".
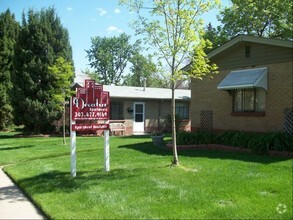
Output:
[
  {"xmin": 217, "ymin": 67, "xmax": 267, "ymax": 91},
  {"xmin": 104, "ymin": 85, "xmax": 190, "ymax": 100},
  {"xmin": 72, "ymin": 83, "xmax": 191, "ymax": 101},
  {"xmin": 208, "ymin": 35, "xmax": 293, "ymax": 59},
  {"xmin": 182, "ymin": 35, "xmax": 293, "ymax": 71}
]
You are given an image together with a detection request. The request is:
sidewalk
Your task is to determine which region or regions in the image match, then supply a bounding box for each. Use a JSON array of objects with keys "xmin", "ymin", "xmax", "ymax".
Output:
[{"xmin": 0, "ymin": 168, "xmax": 45, "ymax": 219}]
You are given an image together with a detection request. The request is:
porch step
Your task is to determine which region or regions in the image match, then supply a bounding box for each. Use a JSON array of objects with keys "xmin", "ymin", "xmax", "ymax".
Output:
[{"xmin": 132, "ymin": 132, "xmax": 149, "ymax": 136}]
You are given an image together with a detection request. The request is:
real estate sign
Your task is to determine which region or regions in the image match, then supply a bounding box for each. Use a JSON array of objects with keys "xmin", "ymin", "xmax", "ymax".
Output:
[
  {"xmin": 72, "ymin": 79, "xmax": 110, "ymax": 121},
  {"xmin": 70, "ymin": 80, "xmax": 110, "ymax": 177}
]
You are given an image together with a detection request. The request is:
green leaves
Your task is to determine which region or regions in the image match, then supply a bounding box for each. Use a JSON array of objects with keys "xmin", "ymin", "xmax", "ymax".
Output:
[
  {"xmin": 121, "ymin": 0, "xmax": 219, "ymax": 82},
  {"xmin": 86, "ymin": 33, "xmax": 139, "ymax": 85},
  {"xmin": 204, "ymin": 0, "xmax": 292, "ymax": 52},
  {"xmin": 123, "ymin": 53, "xmax": 164, "ymax": 87},
  {"xmin": 11, "ymin": 7, "xmax": 73, "ymax": 133},
  {"xmin": 0, "ymin": 9, "xmax": 19, "ymax": 130},
  {"xmin": 177, "ymin": 130, "xmax": 293, "ymax": 153},
  {"xmin": 48, "ymin": 57, "xmax": 74, "ymax": 110},
  {"xmin": 218, "ymin": 0, "xmax": 293, "ymax": 40}
]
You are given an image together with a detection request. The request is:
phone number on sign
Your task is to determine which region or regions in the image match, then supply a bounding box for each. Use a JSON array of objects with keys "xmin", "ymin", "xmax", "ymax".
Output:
[{"xmin": 74, "ymin": 111, "xmax": 108, "ymax": 119}]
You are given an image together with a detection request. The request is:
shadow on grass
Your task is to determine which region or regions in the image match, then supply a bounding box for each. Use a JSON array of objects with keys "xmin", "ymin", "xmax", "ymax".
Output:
[
  {"xmin": 0, "ymin": 145, "xmax": 35, "ymax": 151},
  {"xmin": 119, "ymin": 141, "xmax": 171, "ymax": 156},
  {"xmin": 18, "ymin": 148, "xmax": 101, "ymax": 164},
  {"xmin": 119, "ymin": 134, "xmax": 172, "ymax": 139},
  {"xmin": 15, "ymin": 168, "xmax": 136, "ymax": 195},
  {"xmin": 119, "ymin": 135, "xmax": 151, "ymax": 139},
  {"xmin": 119, "ymin": 141, "xmax": 291, "ymax": 164},
  {"xmin": 0, "ymin": 128, "xmax": 23, "ymax": 138},
  {"xmin": 0, "ymin": 134, "xmax": 15, "ymax": 139}
]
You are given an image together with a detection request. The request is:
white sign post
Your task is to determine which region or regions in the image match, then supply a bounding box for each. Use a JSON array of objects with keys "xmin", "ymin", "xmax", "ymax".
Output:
[
  {"xmin": 70, "ymin": 97, "xmax": 76, "ymax": 177},
  {"xmin": 70, "ymin": 80, "xmax": 111, "ymax": 177},
  {"xmin": 104, "ymin": 129, "xmax": 110, "ymax": 172}
]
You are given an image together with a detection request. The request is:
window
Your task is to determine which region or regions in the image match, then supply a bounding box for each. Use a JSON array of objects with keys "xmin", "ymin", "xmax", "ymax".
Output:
[
  {"xmin": 110, "ymin": 101, "xmax": 123, "ymax": 120},
  {"xmin": 233, "ymin": 88, "xmax": 266, "ymax": 112},
  {"xmin": 175, "ymin": 102, "xmax": 189, "ymax": 120},
  {"xmin": 245, "ymin": 46, "xmax": 251, "ymax": 58}
]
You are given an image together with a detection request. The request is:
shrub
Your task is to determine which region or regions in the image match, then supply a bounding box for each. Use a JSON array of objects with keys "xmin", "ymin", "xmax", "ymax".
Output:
[
  {"xmin": 177, "ymin": 131, "xmax": 193, "ymax": 145},
  {"xmin": 177, "ymin": 130, "xmax": 215, "ymax": 145},
  {"xmin": 176, "ymin": 130, "xmax": 293, "ymax": 153}
]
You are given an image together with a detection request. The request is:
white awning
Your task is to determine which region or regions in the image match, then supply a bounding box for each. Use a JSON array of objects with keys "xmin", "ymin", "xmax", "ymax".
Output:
[{"xmin": 217, "ymin": 67, "xmax": 267, "ymax": 91}]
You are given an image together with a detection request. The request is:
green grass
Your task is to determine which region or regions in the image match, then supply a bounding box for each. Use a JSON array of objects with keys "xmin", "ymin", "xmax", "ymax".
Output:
[{"xmin": 0, "ymin": 132, "xmax": 292, "ymax": 219}]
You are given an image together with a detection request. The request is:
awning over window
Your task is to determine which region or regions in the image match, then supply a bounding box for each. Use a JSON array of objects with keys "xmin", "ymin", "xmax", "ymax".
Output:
[{"xmin": 217, "ymin": 67, "xmax": 267, "ymax": 91}]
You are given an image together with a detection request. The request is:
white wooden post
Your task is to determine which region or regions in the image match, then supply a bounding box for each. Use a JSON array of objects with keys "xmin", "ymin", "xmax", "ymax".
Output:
[
  {"xmin": 104, "ymin": 129, "xmax": 110, "ymax": 172},
  {"xmin": 70, "ymin": 97, "xmax": 76, "ymax": 177}
]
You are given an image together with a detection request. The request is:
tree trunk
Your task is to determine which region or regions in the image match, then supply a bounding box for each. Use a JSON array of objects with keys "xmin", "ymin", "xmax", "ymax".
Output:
[{"xmin": 171, "ymin": 82, "xmax": 179, "ymax": 165}]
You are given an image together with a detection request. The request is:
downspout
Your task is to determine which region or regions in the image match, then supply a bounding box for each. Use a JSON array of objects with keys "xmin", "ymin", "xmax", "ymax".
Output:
[{"xmin": 158, "ymin": 100, "xmax": 161, "ymax": 130}]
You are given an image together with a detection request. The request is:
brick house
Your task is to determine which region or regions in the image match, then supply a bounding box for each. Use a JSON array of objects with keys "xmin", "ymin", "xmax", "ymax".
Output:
[
  {"xmin": 185, "ymin": 35, "xmax": 292, "ymax": 133},
  {"xmin": 72, "ymin": 83, "xmax": 191, "ymax": 135}
]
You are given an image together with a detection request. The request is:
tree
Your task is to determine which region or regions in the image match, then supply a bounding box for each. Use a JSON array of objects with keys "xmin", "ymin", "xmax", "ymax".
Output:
[
  {"xmin": 121, "ymin": 0, "xmax": 219, "ymax": 165},
  {"xmin": 82, "ymin": 68, "xmax": 100, "ymax": 83},
  {"xmin": 123, "ymin": 53, "xmax": 164, "ymax": 87},
  {"xmin": 0, "ymin": 10, "xmax": 19, "ymax": 130},
  {"xmin": 48, "ymin": 57, "xmax": 74, "ymax": 144},
  {"xmin": 203, "ymin": 23, "xmax": 229, "ymax": 52},
  {"xmin": 86, "ymin": 33, "xmax": 140, "ymax": 85},
  {"xmin": 12, "ymin": 7, "xmax": 73, "ymax": 133},
  {"xmin": 218, "ymin": 0, "xmax": 293, "ymax": 40}
]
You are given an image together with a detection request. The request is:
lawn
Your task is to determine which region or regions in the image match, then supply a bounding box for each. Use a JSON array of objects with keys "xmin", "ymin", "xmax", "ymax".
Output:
[{"xmin": 0, "ymin": 132, "xmax": 292, "ymax": 219}]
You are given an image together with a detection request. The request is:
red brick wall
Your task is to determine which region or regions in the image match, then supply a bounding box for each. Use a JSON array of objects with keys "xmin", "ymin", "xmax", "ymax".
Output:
[{"xmin": 190, "ymin": 61, "xmax": 293, "ymax": 133}]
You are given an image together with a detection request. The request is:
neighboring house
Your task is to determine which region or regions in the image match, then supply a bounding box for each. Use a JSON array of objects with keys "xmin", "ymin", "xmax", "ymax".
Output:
[
  {"xmin": 72, "ymin": 83, "xmax": 191, "ymax": 135},
  {"xmin": 184, "ymin": 35, "xmax": 292, "ymax": 133}
]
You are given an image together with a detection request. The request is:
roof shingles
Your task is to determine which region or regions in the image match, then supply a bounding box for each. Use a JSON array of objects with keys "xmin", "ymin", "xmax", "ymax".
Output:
[{"xmin": 103, "ymin": 85, "xmax": 190, "ymax": 100}]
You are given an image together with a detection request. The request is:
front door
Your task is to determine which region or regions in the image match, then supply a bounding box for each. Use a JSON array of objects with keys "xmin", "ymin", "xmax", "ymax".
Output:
[{"xmin": 133, "ymin": 102, "xmax": 145, "ymax": 133}]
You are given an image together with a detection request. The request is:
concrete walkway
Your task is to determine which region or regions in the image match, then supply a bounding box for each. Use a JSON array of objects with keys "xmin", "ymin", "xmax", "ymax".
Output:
[{"xmin": 0, "ymin": 168, "xmax": 46, "ymax": 219}]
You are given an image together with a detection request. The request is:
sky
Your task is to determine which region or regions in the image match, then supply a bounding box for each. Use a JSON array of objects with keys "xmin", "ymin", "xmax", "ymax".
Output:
[{"xmin": 0, "ymin": 0, "xmax": 231, "ymax": 78}]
